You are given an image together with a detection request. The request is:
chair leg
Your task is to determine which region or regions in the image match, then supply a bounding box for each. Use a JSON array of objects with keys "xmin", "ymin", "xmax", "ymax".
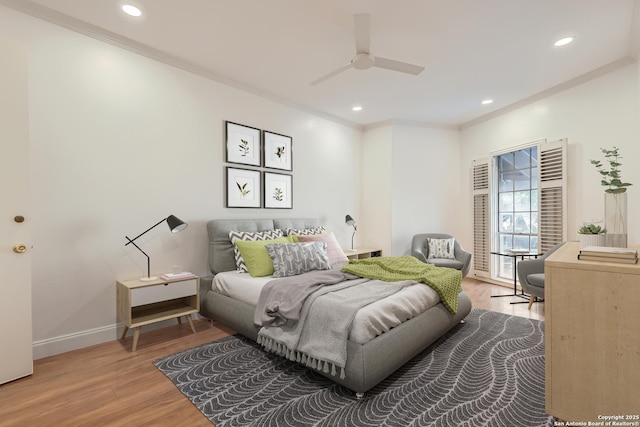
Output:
[{"xmin": 527, "ymin": 296, "xmax": 535, "ymax": 310}]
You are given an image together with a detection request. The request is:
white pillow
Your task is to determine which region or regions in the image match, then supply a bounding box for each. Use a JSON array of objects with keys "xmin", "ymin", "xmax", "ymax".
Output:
[
  {"xmin": 265, "ymin": 242, "xmax": 331, "ymax": 278},
  {"xmin": 229, "ymin": 229, "xmax": 283, "ymax": 272},
  {"xmin": 427, "ymin": 238, "xmax": 456, "ymax": 260}
]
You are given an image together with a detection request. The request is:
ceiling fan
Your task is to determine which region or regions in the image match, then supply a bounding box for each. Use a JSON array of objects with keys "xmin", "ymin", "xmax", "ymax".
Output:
[{"xmin": 310, "ymin": 13, "xmax": 425, "ymax": 86}]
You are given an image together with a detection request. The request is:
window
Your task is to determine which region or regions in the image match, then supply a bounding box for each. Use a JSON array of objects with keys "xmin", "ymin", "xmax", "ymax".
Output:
[
  {"xmin": 471, "ymin": 139, "xmax": 567, "ymax": 283},
  {"xmin": 495, "ymin": 147, "xmax": 538, "ymax": 281}
]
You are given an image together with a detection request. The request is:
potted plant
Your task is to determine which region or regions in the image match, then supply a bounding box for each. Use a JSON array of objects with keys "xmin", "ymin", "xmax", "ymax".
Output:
[
  {"xmin": 577, "ymin": 223, "xmax": 605, "ymax": 248},
  {"xmin": 590, "ymin": 147, "xmax": 632, "ymax": 247}
]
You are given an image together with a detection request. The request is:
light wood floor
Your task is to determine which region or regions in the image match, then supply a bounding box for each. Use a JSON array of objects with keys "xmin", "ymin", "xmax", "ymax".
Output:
[{"xmin": 0, "ymin": 279, "xmax": 543, "ymax": 426}]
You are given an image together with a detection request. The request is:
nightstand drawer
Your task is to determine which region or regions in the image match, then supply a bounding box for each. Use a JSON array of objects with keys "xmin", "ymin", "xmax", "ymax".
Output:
[{"xmin": 131, "ymin": 279, "xmax": 197, "ymax": 306}]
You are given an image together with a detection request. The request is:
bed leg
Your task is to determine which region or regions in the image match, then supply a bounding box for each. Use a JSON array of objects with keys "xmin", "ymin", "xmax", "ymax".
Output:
[{"xmin": 355, "ymin": 392, "xmax": 365, "ymax": 400}]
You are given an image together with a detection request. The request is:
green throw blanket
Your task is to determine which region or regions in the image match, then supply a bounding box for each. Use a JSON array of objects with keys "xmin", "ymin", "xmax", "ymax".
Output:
[{"xmin": 341, "ymin": 256, "xmax": 462, "ymax": 314}]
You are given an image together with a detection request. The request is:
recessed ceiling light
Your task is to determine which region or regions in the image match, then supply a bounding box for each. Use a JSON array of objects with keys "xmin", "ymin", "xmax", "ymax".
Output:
[
  {"xmin": 352, "ymin": 106, "xmax": 362, "ymax": 112},
  {"xmin": 122, "ymin": 4, "xmax": 142, "ymax": 17},
  {"xmin": 554, "ymin": 36, "xmax": 574, "ymax": 47},
  {"xmin": 481, "ymin": 99, "xmax": 493, "ymax": 105}
]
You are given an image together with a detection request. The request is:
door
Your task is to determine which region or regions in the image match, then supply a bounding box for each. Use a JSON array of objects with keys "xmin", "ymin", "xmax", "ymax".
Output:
[{"xmin": 0, "ymin": 37, "xmax": 33, "ymax": 384}]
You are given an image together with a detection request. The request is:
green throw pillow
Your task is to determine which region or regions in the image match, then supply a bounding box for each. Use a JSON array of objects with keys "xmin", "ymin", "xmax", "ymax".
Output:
[{"xmin": 234, "ymin": 236, "xmax": 295, "ymax": 277}]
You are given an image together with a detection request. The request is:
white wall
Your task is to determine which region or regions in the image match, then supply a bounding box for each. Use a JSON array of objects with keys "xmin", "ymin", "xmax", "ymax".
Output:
[
  {"xmin": 459, "ymin": 63, "xmax": 640, "ymax": 252},
  {"xmin": 391, "ymin": 125, "xmax": 461, "ymax": 256},
  {"xmin": 0, "ymin": 6, "xmax": 362, "ymax": 358},
  {"xmin": 361, "ymin": 124, "xmax": 462, "ymax": 256},
  {"xmin": 360, "ymin": 126, "xmax": 393, "ymax": 254}
]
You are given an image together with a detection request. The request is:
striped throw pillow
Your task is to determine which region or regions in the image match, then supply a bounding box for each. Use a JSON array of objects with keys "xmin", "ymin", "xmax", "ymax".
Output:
[
  {"xmin": 266, "ymin": 242, "xmax": 331, "ymax": 278},
  {"xmin": 284, "ymin": 226, "xmax": 326, "ymax": 236},
  {"xmin": 229, "ymin": 229, "xmax": 283, "ymax": 272}
]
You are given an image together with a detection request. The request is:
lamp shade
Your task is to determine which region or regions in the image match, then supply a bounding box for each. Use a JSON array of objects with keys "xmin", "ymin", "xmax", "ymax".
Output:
[
  {"xmin": 345, "ymin": 215, "xmax": 355, "ymax": 226},
  {"xmin": 167, "ymin": 215, "xmax": 188, "ymax": 233}
]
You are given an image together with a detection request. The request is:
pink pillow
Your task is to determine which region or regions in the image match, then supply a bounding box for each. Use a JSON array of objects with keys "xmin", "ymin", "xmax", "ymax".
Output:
[{"xmin": 296, "ymin": 232, "xmax": 349, "ymax": 266}]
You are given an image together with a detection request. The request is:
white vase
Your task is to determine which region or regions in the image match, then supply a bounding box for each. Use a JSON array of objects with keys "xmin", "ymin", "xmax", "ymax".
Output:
[
  {"xmin": 579, "ymin": 234, "xmax": 605, "ymax": 249},
  {"xmin": 604, "ymin": 192, "xmax": 628, "ymax": 248}
]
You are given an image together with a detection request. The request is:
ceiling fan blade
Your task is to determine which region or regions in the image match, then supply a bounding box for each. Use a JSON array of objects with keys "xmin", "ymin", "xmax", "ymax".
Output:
[
  {"xmin": 310, "ymin": 63, "xmax": 353, "ymax": 86},
  {"xmin": 353, "ymin": 13, "xmax": 371, "ymax": 54},
  {"xmin": 373, "ymin": 57, "xmax": 425, "ymax": 75}
]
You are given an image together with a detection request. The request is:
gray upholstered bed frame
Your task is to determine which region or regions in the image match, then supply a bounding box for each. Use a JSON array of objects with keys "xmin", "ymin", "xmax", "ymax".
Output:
[{"xmin": 199, "ymin": 218, "xmax": 472, "ymax": 395}]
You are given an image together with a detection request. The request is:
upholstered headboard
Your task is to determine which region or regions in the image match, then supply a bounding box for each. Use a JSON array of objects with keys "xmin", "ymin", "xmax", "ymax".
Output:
[{"xmin": 206, "ymin": 218, "xmax": 321, "ymax": 274}]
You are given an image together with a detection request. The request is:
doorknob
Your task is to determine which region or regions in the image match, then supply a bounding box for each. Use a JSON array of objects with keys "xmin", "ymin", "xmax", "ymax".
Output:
[{"xmin": 13, "ymin": 244, "xmax": 27, "ymax": 254}]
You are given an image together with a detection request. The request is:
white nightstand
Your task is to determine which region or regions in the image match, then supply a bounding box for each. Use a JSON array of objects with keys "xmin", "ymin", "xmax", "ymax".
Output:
[
  {"xmin": 344, "ymin": 248, "xmax": 382, "ymax": 260},
  {"xmin": 116, "ymin": 275, "xmax": 199, "ymax": 351}
]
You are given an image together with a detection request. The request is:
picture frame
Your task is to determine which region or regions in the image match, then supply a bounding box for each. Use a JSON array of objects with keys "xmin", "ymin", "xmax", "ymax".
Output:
[
  {"xmin": 264, "ymin": 172, "xmax": 293, "ymax": 209},
  {"xmin": 263, "ymin": 130, "xmax": 293, "ymax": 171},
  {"xmin": 226, "ymin": 167, "xmax": 261, "ymax": 208},
  {"xmin": 225, "ymin": 121, "xmax": 261, "ymax": 167}
]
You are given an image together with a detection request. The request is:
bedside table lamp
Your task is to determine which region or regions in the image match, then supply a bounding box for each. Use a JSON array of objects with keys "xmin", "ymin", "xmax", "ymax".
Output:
[
  {"xmin": 345, "ymin": 214, "xmax": 357, "ymax": 250},
  {"xmin": 125, "ymin": 215, "xmax": 188, "ymax": 281}
]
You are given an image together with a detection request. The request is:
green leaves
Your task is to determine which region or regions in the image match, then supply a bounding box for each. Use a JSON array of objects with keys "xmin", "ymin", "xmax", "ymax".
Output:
[
  {"xmin": 236, "ymin": 182, "xmax": 250, "ymax": 198},
  {"xmin": 578, "ymin": 224, "xmax": 605, "ymax": 234},
  {"xmin": 273, "ymin": 187, "xmax": 284, "ymax": 201},
  {"xmin": 239, "ymin": 139, "xmax": 250, "ymax": 157},
  {"xmin": 590, "ymin": 146, "xmax": 632, "ymax": 193}
]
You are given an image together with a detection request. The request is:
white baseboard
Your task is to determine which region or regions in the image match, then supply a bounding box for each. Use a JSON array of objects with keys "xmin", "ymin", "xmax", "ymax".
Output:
[{"xmin": 32, "ymin": 319, "xmax": 183, "ymax": 360}]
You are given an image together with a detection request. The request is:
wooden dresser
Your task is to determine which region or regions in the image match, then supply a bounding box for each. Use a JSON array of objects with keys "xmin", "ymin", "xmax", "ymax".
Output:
[{"xmin": 545, "ymin": 242, "xmax": 640, "ymax": 422}]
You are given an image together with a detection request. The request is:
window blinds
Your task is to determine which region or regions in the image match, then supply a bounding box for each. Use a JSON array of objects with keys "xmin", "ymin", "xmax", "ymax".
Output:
[
  {"xmin": 471, "ymin": 138, "xmax": 567, "ymax": 278},
  {"xmin": 472, "ymin": 159, "xmax": 491, "ymax": 278}
]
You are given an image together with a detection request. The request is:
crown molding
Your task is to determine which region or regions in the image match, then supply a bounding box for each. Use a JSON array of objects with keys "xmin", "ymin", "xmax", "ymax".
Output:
[
  {"xmin": 363, "ymin": 119, "xmax": 459, "ymax": 132},
  {"xmin": 0, "ymin": 0, "xmax": 363, "ymax": 131},
  {"xmin": 460, "ymin": 57, "xmax": 636, "ymax": 130},
  {"xmin": 1, "ymin": 0, "xmax": 635, "ymax": 134}
]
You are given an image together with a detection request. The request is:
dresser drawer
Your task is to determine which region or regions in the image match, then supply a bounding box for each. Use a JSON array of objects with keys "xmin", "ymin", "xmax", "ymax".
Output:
[{"xmin": 131, "ymin": 279, "xmax": 197, "ymax": 307}]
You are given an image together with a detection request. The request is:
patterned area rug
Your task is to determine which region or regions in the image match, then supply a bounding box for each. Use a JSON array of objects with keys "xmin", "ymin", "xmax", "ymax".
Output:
[{"xmin": 154, "ymin": 309, "xmax": 554, "ymax": 426}]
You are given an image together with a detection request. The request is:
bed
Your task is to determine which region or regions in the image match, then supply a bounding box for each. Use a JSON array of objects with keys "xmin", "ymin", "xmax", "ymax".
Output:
[{"xmin": 198, "ymin": 218, "xmax": 472, "ymax": 396}]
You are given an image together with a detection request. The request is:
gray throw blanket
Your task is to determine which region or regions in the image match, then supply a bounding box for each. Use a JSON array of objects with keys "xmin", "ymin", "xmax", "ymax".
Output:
[
  {"xmin": 254, "ymin": 269, "xmax": 359, "ymax": 327},
  {"xmin": 255, "ymin": 270, "xmax": 415, "ymax": 378}
]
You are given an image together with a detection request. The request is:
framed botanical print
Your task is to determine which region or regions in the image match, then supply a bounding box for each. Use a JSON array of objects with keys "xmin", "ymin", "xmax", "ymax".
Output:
[
  {"xmin": 226, "ymin": 167, "xmax": 261, "ymax": 208},
  {"xmin": 264, "ymin": 172, "xmax": 292, "ymax": 209},
  {"xmin": 225, "ymin": 121, "xmax": 261, "ymax": 167},
  {"xmin": 263, "ymin": 130, "xmax": 292, "ymax": 171}
]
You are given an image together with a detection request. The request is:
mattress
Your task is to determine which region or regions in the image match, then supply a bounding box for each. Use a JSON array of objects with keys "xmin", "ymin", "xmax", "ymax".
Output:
[{"xmin": 212, "ymin": 269, "xmax": 441, "ymax": 344}]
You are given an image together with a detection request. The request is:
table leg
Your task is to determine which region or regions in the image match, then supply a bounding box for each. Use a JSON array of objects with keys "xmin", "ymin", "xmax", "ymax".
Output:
[
  {"xmin": 513, "ymin": 256, "xmax": 518, "ymax": 294},
  {"xmin": 510, "ymin": 255, "xmax": 534, "ymax": 304},
  {"xmin": 132, "ymin": 327, "xmax": 140, "ymax": 351},
  {"xmin": 186, "ymin": 315, "xmax": 196, "ymax": 334}
]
